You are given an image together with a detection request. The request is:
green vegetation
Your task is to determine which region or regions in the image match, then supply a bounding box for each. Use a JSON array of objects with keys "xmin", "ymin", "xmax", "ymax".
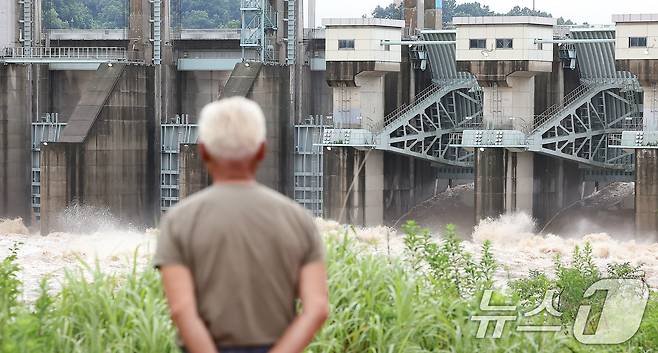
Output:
[
  {"xmin": 371, "ymin": 1, "xmax": 576, "ymax": 26},
  {"xmin": 1, "ymin": 222, "xmax": 657, "ymax": 352},
  {"xmin": 42, "ymin": 0, "xmax": 240, "ymax": 30},
  {"xmin": 43, "ymin": 0, "xmax": 128, "ymax": 29}
]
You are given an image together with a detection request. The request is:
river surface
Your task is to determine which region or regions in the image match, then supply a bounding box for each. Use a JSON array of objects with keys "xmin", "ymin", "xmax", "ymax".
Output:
[{"xmin": 2, "ymin": 183, "xmax": 657, "ymax": 300}]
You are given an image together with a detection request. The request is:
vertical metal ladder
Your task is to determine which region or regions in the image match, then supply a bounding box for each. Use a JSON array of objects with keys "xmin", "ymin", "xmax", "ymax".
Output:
[
  {"xmin": 151, "ymin": 0, "xmax": 162, "ymax": 65},
  {"xmin": 284, "ymin": 0, "xmax": 295, "ymax": 65},
  {"xmin": 19, "ymin": 0, "xmax": 32, "ymax": 48}
]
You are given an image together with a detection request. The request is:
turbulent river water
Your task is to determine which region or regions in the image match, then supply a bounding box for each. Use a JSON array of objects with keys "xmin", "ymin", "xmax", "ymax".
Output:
[{"xmin": 1, "ymin": 183, "xmax": 657, "ymax": 300}]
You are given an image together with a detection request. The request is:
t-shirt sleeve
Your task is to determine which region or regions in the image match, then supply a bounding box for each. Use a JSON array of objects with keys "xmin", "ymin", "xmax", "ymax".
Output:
[
  {"xmin": 301, "ymin": 212, "xmax": 325, "ymax": 266},
  {"xmin": 153, "ymin": 215, "xmax": 186, "ymax": 269}
]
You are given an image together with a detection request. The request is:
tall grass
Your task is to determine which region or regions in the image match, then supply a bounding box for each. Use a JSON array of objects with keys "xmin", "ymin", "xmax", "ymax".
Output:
[
  {"xmin": 1, "ymin": 223, "xmax": 657, "ymax": 353},
  {"xmin": 0, "ymin": 248, "xmax": 177, "ymax": 353}
]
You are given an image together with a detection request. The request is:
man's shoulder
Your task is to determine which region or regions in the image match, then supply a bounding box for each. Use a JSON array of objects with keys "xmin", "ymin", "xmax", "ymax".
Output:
[
  {"xmin": 163, "ymin": 187, "xmax": 214, "ymax": 222},
  {"xmin": 255, "ymin": 184, "xmax": 310, "ymax": 215}
]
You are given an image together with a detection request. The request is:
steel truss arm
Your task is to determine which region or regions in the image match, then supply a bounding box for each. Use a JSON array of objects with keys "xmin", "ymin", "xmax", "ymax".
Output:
[{"xmin": 529, "ymin": 85, "xmax": 641, "ymax": 170}]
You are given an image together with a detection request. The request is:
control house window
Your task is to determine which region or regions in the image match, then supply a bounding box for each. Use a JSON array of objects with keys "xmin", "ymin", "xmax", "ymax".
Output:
[
  {"xmin": 629, "ymin": 37, "xmax": 647, "ymax": 48},
  {"xmin": 470, "ymin": 39, "xmax": 487, "ymax": 49},
  {"xmin": 496, "ymin": 38, "xmax": 513, "ymax": 49},
  {"xmin": 338, "ymin": 39, "xmax": 355, "ymax": 50}
]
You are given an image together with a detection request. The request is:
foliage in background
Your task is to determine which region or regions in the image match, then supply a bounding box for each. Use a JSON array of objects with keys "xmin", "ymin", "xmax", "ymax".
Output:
[
  {"xmin": 42, "ymin": 0, "xmax": 240, "ymax": 30},
  {"xmin": 371, "ymin": 0, "xmax": 575, "ymax": 26},
  {"xmin": 1, "ymin": 228, "xmax": 658, "ymax": 352},
  {"xmin": 371, "ymin": 3, "xmax": 404, "ymax": 20}
]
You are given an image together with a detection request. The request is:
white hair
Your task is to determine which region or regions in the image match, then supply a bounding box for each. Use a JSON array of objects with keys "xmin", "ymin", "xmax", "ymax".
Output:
[{"xmin": 198, "ymin": 97, "xmax": 267, "ymax": 160}]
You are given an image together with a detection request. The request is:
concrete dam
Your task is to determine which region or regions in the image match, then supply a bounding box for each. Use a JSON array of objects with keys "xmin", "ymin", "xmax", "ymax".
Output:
[{"xmin": 1, "ymin": 0, "xmax": 657, "ymax": 237}]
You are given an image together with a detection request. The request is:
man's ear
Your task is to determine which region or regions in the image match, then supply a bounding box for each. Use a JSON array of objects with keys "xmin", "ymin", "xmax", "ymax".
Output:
[
  {"xmin": 199, "ymin": 144, "xmax": 211, "ymax": 162},
  {"xmin": 255, "ymin": 143, "xmax": 266, "ymax": 162}
]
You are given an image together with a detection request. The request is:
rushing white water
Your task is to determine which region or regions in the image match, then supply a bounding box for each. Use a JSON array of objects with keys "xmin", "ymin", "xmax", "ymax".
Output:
[
  {"xmin": 2, "ymin": 184, "xmax": 657, "ymax": 300},
  {"xmin": 0, "ymin": 217, "xmax": 156, "ymax": 300}
]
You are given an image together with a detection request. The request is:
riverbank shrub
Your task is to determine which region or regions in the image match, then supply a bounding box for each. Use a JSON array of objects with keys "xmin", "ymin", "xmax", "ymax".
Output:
[{"xmin": 1, "ymin": 224, "xmax": 657, "ymax": 352}]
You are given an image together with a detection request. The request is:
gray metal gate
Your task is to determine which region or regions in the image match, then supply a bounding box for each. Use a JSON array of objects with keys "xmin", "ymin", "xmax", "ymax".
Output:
[
  {"xmin": 294, "ymin": 116, "xmax": 327, "ymax": 217},
  {"xmin": 161, "ymin": 115, "xmax": 198, "ymax": 212},
  {"xmin": 31, "ymin": 113, "xmax": 66, "ymax": 221}
]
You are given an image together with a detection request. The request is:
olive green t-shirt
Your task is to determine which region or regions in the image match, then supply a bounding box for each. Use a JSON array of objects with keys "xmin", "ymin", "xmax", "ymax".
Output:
[{"xmin": 153, "ymin": 182, "xmax": 324, "ymax": 347}]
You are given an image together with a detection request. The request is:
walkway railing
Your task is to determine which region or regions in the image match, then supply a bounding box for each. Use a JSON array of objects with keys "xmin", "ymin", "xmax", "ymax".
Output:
[
  {"xmin": 380, "ymin": 78, "xmax": 475, "ymax": 133},
  {"xmin": 532, "ymin": 83, "xmax": 595, "ymax": 132},
  {"xmin": 2, "ymin": 47, "xmax": 130, "ymax": 62}
]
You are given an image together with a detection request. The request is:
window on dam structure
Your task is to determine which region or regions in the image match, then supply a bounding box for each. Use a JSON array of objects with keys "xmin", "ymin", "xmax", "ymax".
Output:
[
  {"xmin": 338, "ymin": 39, "xmax": 355, "ymax": 50},
  {"xmin": 629, "ymin": 36, "xmax": 648, "ymax": 47},
  {"xmin": 469, "ymin": 39, "xmax": 487, "ymax": 49},
  {"xmin": 496, "ymin": 38, "xmax": 513, "ymax": 49}
]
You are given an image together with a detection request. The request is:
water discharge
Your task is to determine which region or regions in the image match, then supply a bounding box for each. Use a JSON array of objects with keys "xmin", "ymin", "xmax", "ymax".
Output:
[{"xmin": 2, "ymin": 187, "xmax": 658, "ymax": 300}]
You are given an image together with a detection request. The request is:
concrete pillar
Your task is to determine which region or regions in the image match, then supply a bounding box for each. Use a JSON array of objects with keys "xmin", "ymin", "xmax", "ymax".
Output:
[
  {"xmin": 308, "ymin": 0, "xmax": 316, "ymax": 28},
  {"xmin": 356, "ymin": 72, "xmax": 385, "ymax": 225},
  {"xmin": 0, "ymin": 65, "xmax": 31, "ymax": 221},
  {"xmin": 40, "ymin": 143, "xmax": 81, "ymax": 234},
  {"xmin": 643, "ymin": 84, "xmax": 658, "ymax": 131},
  {"xmin": 482, "ymin": 76, "xmax": 535, "ymax": 130},
  {"xmin": 179, "ymin": 144, "xmax": 210, "ymax": 199},
  {"xmin": 636, "ymin": 149, "xmax": 658, "ymax": 236},
  {"xmin": 532, "ymin": 155, "xmax": 583, "ymax": 226},
  {"xmin": 0, "ymin": 0, "xmax": 17, "ymax": 49},
  {"xmin": 506, "ymin": 151, "xmax": 534, "ymax": 214},
  {"xmin": 129, "ymin": 0, "xmax": 153, "ymax": 63},
  {"xmin": 364, "ymin": 151, "xmax": 384, "ymax": 226},
  {"xmin": 424, "ymin": 0, "xmax": 442, "ymax": 30},
  {"xmin": 474, "ymin": 149, "xmax": 506, "ymax": 221}
]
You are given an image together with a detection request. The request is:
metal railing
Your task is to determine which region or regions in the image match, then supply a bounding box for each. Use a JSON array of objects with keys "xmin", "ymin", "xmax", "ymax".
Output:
[
  {"xmin": 608, "ymin": 133, "xmax": 624, "ymax": 147},
  {"xmin": 2, "ymin": 47, "xmax": 129, "ymax": 61},
  {"xmin": 532, "ymin": 83, "xmax": 595, "ymax": 132},
  {"xmin": 382, "ymin": 78, "xmax": 474, "ymax": 131}
]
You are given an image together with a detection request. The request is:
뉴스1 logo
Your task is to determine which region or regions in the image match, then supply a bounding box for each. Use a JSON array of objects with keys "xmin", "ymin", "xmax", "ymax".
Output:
[{"xmin": 471, "ymin": 278, "xmax": 649, "ymax": 344}]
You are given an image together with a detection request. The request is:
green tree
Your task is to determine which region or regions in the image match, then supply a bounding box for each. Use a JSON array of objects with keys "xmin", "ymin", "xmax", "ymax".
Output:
[
  {"xmin": 453, "ymin": 2, "xmax": 494, "ymax": 17},
  {"xmin": 372, "ymin": 3, "xmax": 403, "ymax": 20},
  {"xmin": 183, "ymin": 10, "xmax": 214, "ymax": 29},
  {"xmin": 505, "ymin": 6, "xmax": 551, "ymax": 17},
  {"xmin": 557, "ymin": 17, "xmax": 575, "ymax": 25},
  {"xmin": 43, "ymin": 7, "xmax": 68, "ymax": 29}
]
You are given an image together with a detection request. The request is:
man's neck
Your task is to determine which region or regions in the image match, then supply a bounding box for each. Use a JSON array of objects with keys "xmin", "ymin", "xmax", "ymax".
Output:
[{"xmin": 212, "ymin": 177, "xmax": 256, "ymax": 185}]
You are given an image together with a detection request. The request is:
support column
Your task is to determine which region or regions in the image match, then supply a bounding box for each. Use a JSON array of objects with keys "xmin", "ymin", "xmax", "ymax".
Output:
[
  {"xmin": 506, "ymin": 151, "xmax": 534, "ymax": 214},
  {"xmin": 532, "ymin": 154, "xmax": 583, "ymax": 226},
  {"xmin": 636, "ymin": 149, "xmax": 658, "ymax": 236},
  {"xmin": 179, "ymin": 144, "xmax": 210, "ymax": 199},
  {"xmin": 356, "ymin": 72, "xmax": 385, "ymax": 226},
  {"xmin": 0, "ymin": 0, "xmax": 17, "ymax": 49},
  {"xmin": 482, "ymin": 76, "xmax": 535, "ymax": 130},
  {"xmin": 129, "ymin": 0, "xmax": 153, "ymax": 63},
  {"xmin": 474, "ymin": 149, "xmax": 506, "ymax": 221},
  {"xmin": 643, "ymin": 83, "xmax": 658, "ymax": 131},
  {"xmin": 0, "ymin": 65, "xmax": 31, "ymax": 221}
]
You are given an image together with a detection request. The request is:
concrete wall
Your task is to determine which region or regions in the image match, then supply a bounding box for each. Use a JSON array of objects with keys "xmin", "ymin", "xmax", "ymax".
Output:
[
  {"xmin": 643, "ymin": 83, "xmax": 658, "ymax": 131},
  {"xmin": 49, "ymin": 70, "xmax": 97, "ymax": 121},
  {"xmin": 325, "ymin": 20, "xmax": 404, "ymax": 62},
  {"xmin": 456, "ymin": 23, "xmax": 554, "ymax": 62},
  {"xmin": 250, "ymin": 65, "xmax": 292, "ymax": 196},
  {"xmin": 301, "ymin": 70, "xmax": 333, "ymax": 119},
  {"xmin": 615, "ymin": 21, "xmax": 658, "ymax": 60},
  {"xmin": 179, "ymin": 70, "xmax": 232, "ymax": 119},
  {"xmin": 40, "ymin": 66, "xmax": 158, "ymax": 233},
  {"xmin": 482, "ymin": 76, "xmax": 535, "ymax": 129},
  {"xmin": 532, "ymin": 155, "xmax": 583, "ymax": 226},
  {"xmin": 176, "ymin": 66, "xmax": 292, "ymax": 196},
  {"xmin": 0, "ymin": 65, "xmax": 31, "ymax": 221},
  {"xmin": 323, "ymin": 147, "xmax": 365, "ymax": 224},
  {"xmin": 505, "ymin": 152, "xmax": 534, "ymax": 214},
  {"xmin": 636, "ymin": 149, "xmax": 658, "ymax": 236},
  {"xmin": 0, "ymin": 0, "xmax": 17, "ymax": 49},
  {"xmin": 474, "ymin": 149, "xmax": 506, "ymax": 221},
  {"xmin": 179, "ymin": 144, "xmax": 210, "ymax": 199}
]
